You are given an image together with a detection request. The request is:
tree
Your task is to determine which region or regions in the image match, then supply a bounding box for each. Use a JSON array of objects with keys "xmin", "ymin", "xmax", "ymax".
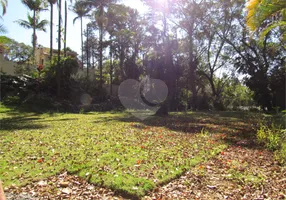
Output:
[
  {"xmin": 141, "ymin": 0, "xmax": 175, "ymax": 115},
  {"xmin": 64, "ymin": 0, "xmax": 67, "ymax": 56},
  {"xmin": 15, "ymin": 13, "xmax": 48, "ymax": 54},
  {"xmin": 106, "ymin": 4, "xmax": 143, "ymax": 81},
  {"xmin": 57, "ymin": 0, "xmax": 62, "ymax": 97},
  {"xmin": 70, "ymin": 0, "xmax": 90, "ymax": 69},
  {"xmin": 20, "ymin": 0, "xmax": 47, "ymax": 57},
  {"xmin": 3, "ymin": 38, "xmax": 32, "ymax": 63},
  {"xmin": 221, "ymin": 1, "xmax": 285, "ymax": 111},
  {"xmin": 172, "ymin": 0, "xmax": 210, "ymax": 110},
  {"xmin": 197, "ymin": 0, "xmax": 243, "ymax": 110},
  {"xmin": 47, "ymin": 0, "xmax": 57, "ymax": 59},
  {"xmin": 80, "ymin": 0, "xmax": 117, "ymax": 89}
]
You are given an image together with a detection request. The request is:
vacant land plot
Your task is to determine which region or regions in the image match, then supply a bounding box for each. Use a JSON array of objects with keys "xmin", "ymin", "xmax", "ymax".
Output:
[{"xmin": 0, "ymin": 108, "xmax": 285, "ymax": 199}]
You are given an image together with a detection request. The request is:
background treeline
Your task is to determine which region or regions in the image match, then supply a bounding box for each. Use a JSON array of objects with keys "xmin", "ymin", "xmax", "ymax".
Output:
[{"xmin": 0, "ymin": 0, "xmax": 285, "ymax": 114}]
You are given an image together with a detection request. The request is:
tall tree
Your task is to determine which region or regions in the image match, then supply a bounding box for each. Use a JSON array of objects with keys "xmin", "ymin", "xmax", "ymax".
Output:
[
  {"xmin": 64, "ymin": 0, "xmax": 67, "ymax": 56},
  {"xmin": 107, "ymin": 4, "xmax": 143, "ymax": 81},
  {"xmin": 56, "ymin": 0, "xmax": 62, "ymax": 97},
  {"xmin": 221, "ymin": 0, "xmax": 285, "ymax": 110},
  {"xmin": 47, "ymin": 0, "xmax": 57, "ymax": 59},
  {"xmin": 70, "ymin": 0, "xmax": 90, "ymax": 69},
  {"xmin": 21, "ymin": 0, "xmax": 46, "ymax": 57},
  {"xmin": 15, "ymin": 13, "xmax": 48, "ymax": 53},
  {"xmin": 142, "ymin": 0, "xmax": 175, "ymax": 115},
  {"xmin": 80, "ymin": 0, "xmax": 117, "ymax": 89}
]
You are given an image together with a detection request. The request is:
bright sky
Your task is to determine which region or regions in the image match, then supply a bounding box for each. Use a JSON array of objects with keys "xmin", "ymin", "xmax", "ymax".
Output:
[{"xmin": 2, "ymin": 0, "xmax": 147, "ymax": 55}]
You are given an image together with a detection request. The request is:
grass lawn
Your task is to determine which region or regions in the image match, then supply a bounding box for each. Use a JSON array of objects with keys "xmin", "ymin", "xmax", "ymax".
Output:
[{"xmin": 0, "ymin": 106, "xmax": 265, "ymax": 198}]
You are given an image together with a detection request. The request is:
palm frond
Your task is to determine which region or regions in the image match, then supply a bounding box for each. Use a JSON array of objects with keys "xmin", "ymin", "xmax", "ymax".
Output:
[
  {"xmin": 36, "ymin": 19, "xmax": 49, "ymax": 31},
  {"xmin": 14, "ymin": 19, "xmax": 32, "ymax": 29},
  {"xmin": 0, "ymin": 23, "xmax": 7, "ymax": 33},
  {"xmin": 73, "ymin": 16, "xmax": 79, "ymax": 24},
  {"xmin": 1, "ymin": 0, "xmax": 7, "ymax": 15}
]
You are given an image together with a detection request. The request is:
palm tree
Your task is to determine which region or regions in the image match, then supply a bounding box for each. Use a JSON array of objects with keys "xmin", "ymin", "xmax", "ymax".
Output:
[
  {"xmin": 80, "ymin": 0, "xmax": 116, "ymax": 89},
  {"xmin": 57, "ymin": 0, "xmax": 62, "ymax": 97},
  {"xmin": 21, "ymin": 0, "xmax": 46, "ymax": 56},
  {"xmin": 70, "ymin": 0, "xmax": 90, "ymax": 69},
  {"xmin": 64, "ymin": 0, "xmax": 67, "ymax": 56},
  {"xmin": 15, "ymin": 13, "xmax": 48, "ymax": 50},
  {"xmin": 47, "ymin": 0, "xmax": 57, "ymax": 59},
  {"xmin": 0, "ymin": 0, "xmax": 7, "ymax": 15},
  {"xmin": 0, "ymin": 0, "xmax": 8, "ymax": 40}
]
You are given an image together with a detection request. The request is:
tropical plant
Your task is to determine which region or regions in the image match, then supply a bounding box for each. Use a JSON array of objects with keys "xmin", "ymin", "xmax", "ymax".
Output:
[
  {"xmin": 56, "ymin": 0, "xmax": 62, "ymax": 97},
  {"xmin": 0, "ymin": 0, "xmax": 8, "ymax": 34},
  {"xmin": 246, "ymin": 0, "xmax": 286, "ymax": 42},
  {"xmin": 64, "ymin": 0, "xmax": 67, "ymax": 56},
  {"xmin": 0, "ymin": 0, "xmax": 7, "ymax": 16},
  {"xmin": 47, "ymin": 0, "xmax": 57, "ymax": 59},
  {"xmin": 20, "ymin": 0, "xmax": 47, "ymax": 56},
  {"xmin": 15, "ymin": 13, "xmax": 48, "ymax": 53},
  {"xmin": 70, "ymin": 0, "xmax": 90, "ymax": 69}
]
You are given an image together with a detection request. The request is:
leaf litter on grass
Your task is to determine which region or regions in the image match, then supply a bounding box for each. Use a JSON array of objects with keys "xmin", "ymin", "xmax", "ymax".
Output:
[{"xmin": 1, "ymin": 110, "xmax": 285, "ymax": 199}]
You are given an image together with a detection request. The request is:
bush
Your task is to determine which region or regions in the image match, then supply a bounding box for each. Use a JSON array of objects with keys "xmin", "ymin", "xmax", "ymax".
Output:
[
  {"xmin": 257, "ymin": 124, "xmax": 281, "ymax": 151},
  {"xmin": 256, "ymin": 122, "xmax": 286, "ymax": 164},
  {"xmin": 275, "ymin": 142, "xmax": 286, "ymax": 165}
]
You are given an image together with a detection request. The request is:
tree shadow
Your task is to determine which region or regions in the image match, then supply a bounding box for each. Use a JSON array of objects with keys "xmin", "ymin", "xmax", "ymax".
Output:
[
  {"xmin": 0, "ymin": 115, "xmax": 48, "ymax": 131},
  {"xmin": 102, "ymin": 111, "xmax": 264, "ymax": 150}
]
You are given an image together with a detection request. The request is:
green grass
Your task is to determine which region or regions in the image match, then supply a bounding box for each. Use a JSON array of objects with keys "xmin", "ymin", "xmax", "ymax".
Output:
[{"xmin": 0, "ymin": 107, "xmax": 256, "ymax": 198}]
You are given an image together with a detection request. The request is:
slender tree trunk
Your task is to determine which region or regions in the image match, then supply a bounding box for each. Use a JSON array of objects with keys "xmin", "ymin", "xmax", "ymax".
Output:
[
  {"xmin": 86, "ymin": 24, "xmax": 89, "ymax": 78},
  {"xmin": 155, "ymin": 11, "xmax": 169, "ymax": 116},
  {"xmin": 80, "ymin": 17, "xmax": 83, "ymax": 69},
  {"xmin": 64, "ymin": 0, "xmax": 67, "ymax": 57},
  {"xmin": 57, "ymin": 0, "xmax": 62, "ymax": 97},
  {"xmin": 109, "ymin": 36, "xmax": 113, "ymax": 96},
  {"xmin": 99, "ymin": 5, "xmax": 103, "ymax": 89},
  {"xmin": 33, "ymin": 10, "xmax": 36, "ymax": 62},
  {"xmin": 50, "ymin": 3, "xmax": 53, "ymax": 60},
  {"xmin": 188, "ymin": 24, "xmax": 197, "ymax": 110}
]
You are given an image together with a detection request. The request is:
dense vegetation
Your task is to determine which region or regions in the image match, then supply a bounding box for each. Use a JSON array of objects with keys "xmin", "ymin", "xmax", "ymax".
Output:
[{"xmin": 0, "ymin": 0, "xmax": 285, "ymax": 113}]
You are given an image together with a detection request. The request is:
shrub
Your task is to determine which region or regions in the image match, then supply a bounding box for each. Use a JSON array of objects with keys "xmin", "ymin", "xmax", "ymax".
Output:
[
  {"xmin": 257, "ymin": 124, "xmax": 281, "ymax": 151},
  {"xmin": 256, "ymin": 121, "xmax": 286, "ymax": 164}
]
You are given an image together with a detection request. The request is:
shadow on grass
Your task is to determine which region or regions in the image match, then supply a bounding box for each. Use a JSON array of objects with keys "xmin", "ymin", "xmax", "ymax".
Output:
[
  {"xmin": 96, "ymin": 111, "xmax": 265, "ymax": 150},
  {"xmin": 0, "ymin": 115, "xmax": 48, "ymax": 131}
]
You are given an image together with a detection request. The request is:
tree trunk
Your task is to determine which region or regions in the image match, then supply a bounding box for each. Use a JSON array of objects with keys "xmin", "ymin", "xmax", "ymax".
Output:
[
  {"xmin": 109, "ymin": 37, "xmax": 113, "ymax": 96},
  {"xmin": 155, "ymin": 11, "xmax": 170, "ymax": 116},
  {"xmin": 57, "ymin": 0, "xmax": 62, "ymax": 97},
  {"xmin": 33, "ymin": 10, "xmax": 36, "ymax": 62},
  {"xmin": 99, "ymin": 5, "xmax": 103, "ymax": 89},
  {"xmin": 86, "ymin": 24, "xmax": 89, "ymax": 78},
  {"xmin": 80, "ymin": 17, "xmax": 83, "ymax": 69},
  {"xmin": 188, "ymin": 24, "xmax": 197, "ymax": 110},
  {"xmin": 64, "ymin": 0, "xmax": 67, "ymax": 57},
  {"xmin": 50, "ymin": 2, "xmax": 53, "ymax": 60}
]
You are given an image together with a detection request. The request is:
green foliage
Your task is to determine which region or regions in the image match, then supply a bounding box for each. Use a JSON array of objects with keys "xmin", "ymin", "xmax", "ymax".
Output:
[
  {"xmin": 257, "ymin": 123, "xmax": 281, "ymax": 150},
  {"xmin": 42, "ymin": 55, "xmax": 79, "ymax": 81},
  {"xmin": 0, "ymin": 35, "xmax": 11, "ymax": 45},
  {"xmin": 256, "ymin": 121, "xmax": 286, "ymax": 164},
  {"xmin": 275, "ymin": 142, "xmax": 286, "ymax": 165},
  {"xmin": 246, "ymin": 0, "xmax": 286, "ymax": 42}
]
